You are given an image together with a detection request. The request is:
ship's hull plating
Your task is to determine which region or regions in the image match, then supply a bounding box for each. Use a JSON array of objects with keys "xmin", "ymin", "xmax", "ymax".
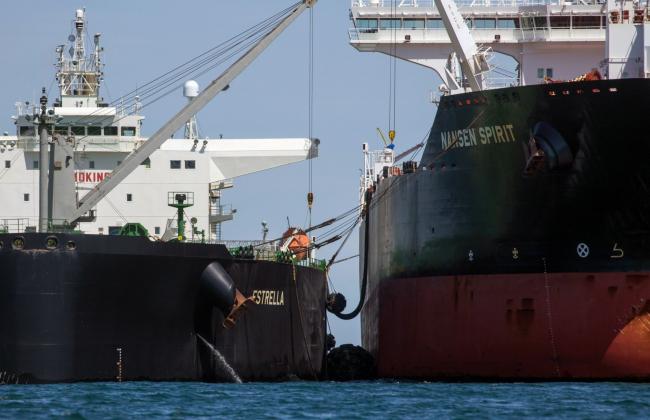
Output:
[
  {"xmin": 362, "ymin": 78, "xmax": 650, "ymax": 379},
  {"xmin": 0, "ymin": 233, "xmax": 326, "ymax": 383}
]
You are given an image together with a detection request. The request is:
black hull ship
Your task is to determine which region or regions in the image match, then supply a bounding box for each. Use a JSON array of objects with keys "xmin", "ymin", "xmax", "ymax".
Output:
[
  {"xmin": 349, "ymin": 0, "xmax": 650, "ymax": 379},
  {"xmin": 0, "ymin": 233, "xmax": 326, "ymax": 383},
  {"xmin": 361, "ymin": 77, "xmax": 650, "ymax": 379},
  {"xmin": 0, "ymin": 3, "xmax": 327, "ymax": 384}
]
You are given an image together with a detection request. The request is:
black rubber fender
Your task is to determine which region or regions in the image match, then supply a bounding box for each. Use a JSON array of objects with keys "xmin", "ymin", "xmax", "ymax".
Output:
[{"xmin": 326, "ymin": 344, "xmax": 376, "ymax": 381}]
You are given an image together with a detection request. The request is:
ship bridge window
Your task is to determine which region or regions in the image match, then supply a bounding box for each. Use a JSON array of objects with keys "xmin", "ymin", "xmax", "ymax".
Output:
[
  {"xmin": 71, "ymin": 126, "xmax": 86, "ymax": 136},
  {"xmin": 403, "ymin": 19, "xmax": 424, "ymax": 29},
  {"xmin": 380, "ymin": 19, "xmax": 402, "ymax": 29},
  {"xmin": 550, "ymin": 16, "xmax": 570, "ymax": 28},
  {"xmin": 24, "ymin": 193, "xmax": 30, "ymax": 201},
  {"xmin": 104, "ymin": 126, "xmax": 118, "ymax": 136},
  {"xmin": 87, "ymin": 126, "xmax": 101, "ymax": 136},
  {"xmin": 5, "ymin": 160, "xmax": 10, "ymax": 169},
  {"xmin": 19, "ymin": 126, "xmax": 35, "ymax": 136},
  {"xmin": 522, "ymin": 17, "xmax": 547, "ymax": 29},
  {"xmin": 89, "ymin": 161, "xmax": 95, "ymax": 169},
  {"xmin": 426, "ymin": 19, "xmax": 443, "ymax": 29},
  {"xmin": 54, "ymin": 126, "xmax": 69, "ymax": 136},
  {"xmin": 170, "ymin": 160, "xmax": 181, "ymax": 169},
  {"xmin": 573, "ymin": 16, "xmax": 601, "ymax": 28},
  {"xmin": 33, "ymin": 160, "xmax": 39, "ymax": 169},
  {"xmin": 356, "ymin": 19, "xmax": 378, "ymax": 30},
  {"xmin": 121, "ymin": 127, "xmax": 136, "ymax": 137},
  {"xmin": 185, "ymin": 160, "xmax": 196, "ymax": 169},
  {"xmin": 474, "ymin": 19, "xmax": 496, "ymax": 29},
  {"xmin": 141, "ymin": 157, "xmax": 151, "ymax": 168},
  {"xmin": 497, "ymin": 19, "xmax": 517, "ymax": 29}
]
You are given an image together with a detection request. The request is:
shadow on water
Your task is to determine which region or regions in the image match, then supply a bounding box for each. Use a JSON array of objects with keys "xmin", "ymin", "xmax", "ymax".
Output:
[{"xmin": 196, "ymin": 334, "xmax": 242, "ymax": 384}]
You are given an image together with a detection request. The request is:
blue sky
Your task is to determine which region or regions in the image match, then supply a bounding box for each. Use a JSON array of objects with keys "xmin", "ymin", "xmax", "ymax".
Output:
[{"xmin": 1, "ymin": 1, "xmax": 439, "ymax": 345}]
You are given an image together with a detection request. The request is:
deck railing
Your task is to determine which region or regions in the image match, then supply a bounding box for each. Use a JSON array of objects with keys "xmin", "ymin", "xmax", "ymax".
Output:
[
  {"xmin": 349, "ymin": 26, "xmax": 604, "ymax": 43},
  {"xmin": 0, "ymin": 220, "xmax": 327, "ymax": 271},
  {"xmin": 352, "ymin": 0, "xmax": 603, "ymax": 7}
]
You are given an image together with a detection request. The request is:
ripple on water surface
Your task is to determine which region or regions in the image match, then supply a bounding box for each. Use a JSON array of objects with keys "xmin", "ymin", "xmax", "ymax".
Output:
[{"xmin": 1, "ymin": 382, "xmax": 650, "ymax": 419}]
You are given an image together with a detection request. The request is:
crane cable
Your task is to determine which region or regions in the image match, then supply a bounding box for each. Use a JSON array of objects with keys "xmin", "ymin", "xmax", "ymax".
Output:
[
  {"xmin": 307, "ymin": 6, "xmax": 315, "ymax": 229},
  {"xmin": 61, "ymin": 2, "xmax": 301, "ymax": 141},
  {"xmin": 387, "ymin": 0, "xmax": 398, "ymax": 144}
]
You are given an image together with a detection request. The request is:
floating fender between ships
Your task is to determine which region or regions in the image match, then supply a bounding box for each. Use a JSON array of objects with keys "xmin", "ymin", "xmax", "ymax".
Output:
[{"xmin": 326, "ymin": 344, "xmax": 376, "ymax": 381}]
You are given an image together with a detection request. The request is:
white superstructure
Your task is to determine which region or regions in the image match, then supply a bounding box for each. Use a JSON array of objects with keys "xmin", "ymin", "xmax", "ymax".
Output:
[
  {"xmin": 353, "ymin": 0, "xmax": 650, "ymax": 206},
  {"xmin": 349, "ymin": 0, "xmax": 650, "ymax": 91},
  {"xmin": 0, "ymin": 9, "xmax": 318, "ymax": 239}
]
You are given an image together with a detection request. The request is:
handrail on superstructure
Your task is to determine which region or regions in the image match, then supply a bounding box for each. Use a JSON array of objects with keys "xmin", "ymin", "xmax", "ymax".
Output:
[
  {"xmin": 351, "ymin": 0, "xmax": 606, "ymax": 7},
  {"xmin": 69, "ymin": 0, "xmax": 317, "ymax": 224}
]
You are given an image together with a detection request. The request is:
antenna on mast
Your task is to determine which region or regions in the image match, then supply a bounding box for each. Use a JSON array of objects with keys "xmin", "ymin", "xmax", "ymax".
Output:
[{"xmin": 56, "ymin": 9, "xmax": 103, "ymax": 107}]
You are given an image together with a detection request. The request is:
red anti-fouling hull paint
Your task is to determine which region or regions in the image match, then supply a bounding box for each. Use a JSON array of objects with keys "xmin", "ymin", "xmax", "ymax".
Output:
[
  {"xmin": 361, "ymin": 79, "xmax": 650, "ymax": 380},
  {"xmin": 376, "ymin": 272, "xmax": 650, "ymax": 379}
]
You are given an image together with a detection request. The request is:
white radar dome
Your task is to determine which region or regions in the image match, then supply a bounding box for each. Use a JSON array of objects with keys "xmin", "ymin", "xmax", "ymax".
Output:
[{"xmin": 183, "ymin": 80, "xmax": 200, "ymax": 98}]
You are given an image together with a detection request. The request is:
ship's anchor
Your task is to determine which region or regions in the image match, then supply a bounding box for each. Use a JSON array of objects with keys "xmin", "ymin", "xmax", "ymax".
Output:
[
  {"xmin": 223, "ymin": 290, "xmax": 256, "ymax": 329},
  {"xmin": 200, "ymin": 262, "xmax": 256, "ymax": 329}
]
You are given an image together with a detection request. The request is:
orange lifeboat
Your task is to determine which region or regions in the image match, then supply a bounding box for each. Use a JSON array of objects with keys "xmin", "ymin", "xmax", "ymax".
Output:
[{"xmin": 281, "ymin": 228, "xmax": 311, "ymax": 261}]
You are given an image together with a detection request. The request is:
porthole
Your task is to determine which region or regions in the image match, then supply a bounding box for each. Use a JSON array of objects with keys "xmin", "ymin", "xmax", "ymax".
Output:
[
  {"xmin": 45, "ymin": 236, "xmax": 59, "ymax": 250},
  {"xmin": 12, "ymin": 236, "xmax": 24, "ymax": 250},
  {"xmin": 66, "ymin": 241, "xmax": 77, "ymax": 251}
]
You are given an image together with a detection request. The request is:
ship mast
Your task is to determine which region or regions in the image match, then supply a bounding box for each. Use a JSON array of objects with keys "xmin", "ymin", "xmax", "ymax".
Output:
[
  {"xmin": 56, "ymin": 8, "xmax": 103, "ymax": 108},
  {"xmin": 37, "ymin": 90, "xmax": 51, "ymax": 232}
]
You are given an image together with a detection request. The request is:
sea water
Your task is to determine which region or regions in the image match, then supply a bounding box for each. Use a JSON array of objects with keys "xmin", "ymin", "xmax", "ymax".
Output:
[{"xmin": 1, "ymin": 381, "xmax": 649, "ymax": 419}]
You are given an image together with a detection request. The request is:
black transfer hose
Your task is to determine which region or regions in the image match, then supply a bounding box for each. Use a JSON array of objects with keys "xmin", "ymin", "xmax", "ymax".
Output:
[{"xmin": 330, "ymin": 194, "xmax": 370, "ymax": 320}]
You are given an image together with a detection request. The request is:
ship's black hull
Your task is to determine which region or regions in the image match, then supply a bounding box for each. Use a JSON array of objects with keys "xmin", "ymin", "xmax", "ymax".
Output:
[
  {"xmin": 0, "ymin": 233, "xmax": 327, "ymax": 383},
  {"xmin": 362, "ymin": 79, "xmax": 650, "ymax": 379}
]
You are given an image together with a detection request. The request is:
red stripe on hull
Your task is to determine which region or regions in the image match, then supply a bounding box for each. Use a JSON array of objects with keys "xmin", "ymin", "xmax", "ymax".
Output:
[{"xmin": 374, "ymin": 272, "xmax": 650, "ymax": 379}]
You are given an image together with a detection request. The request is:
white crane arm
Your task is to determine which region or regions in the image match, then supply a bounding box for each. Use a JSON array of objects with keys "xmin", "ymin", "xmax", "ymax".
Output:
[
  {"xmin": 71, "ymin": 0, "xmax": 317, "ymax": 223},
  {"xmin": 434, "ymin": 0, "xmax": 488, "ymax": 92}
]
